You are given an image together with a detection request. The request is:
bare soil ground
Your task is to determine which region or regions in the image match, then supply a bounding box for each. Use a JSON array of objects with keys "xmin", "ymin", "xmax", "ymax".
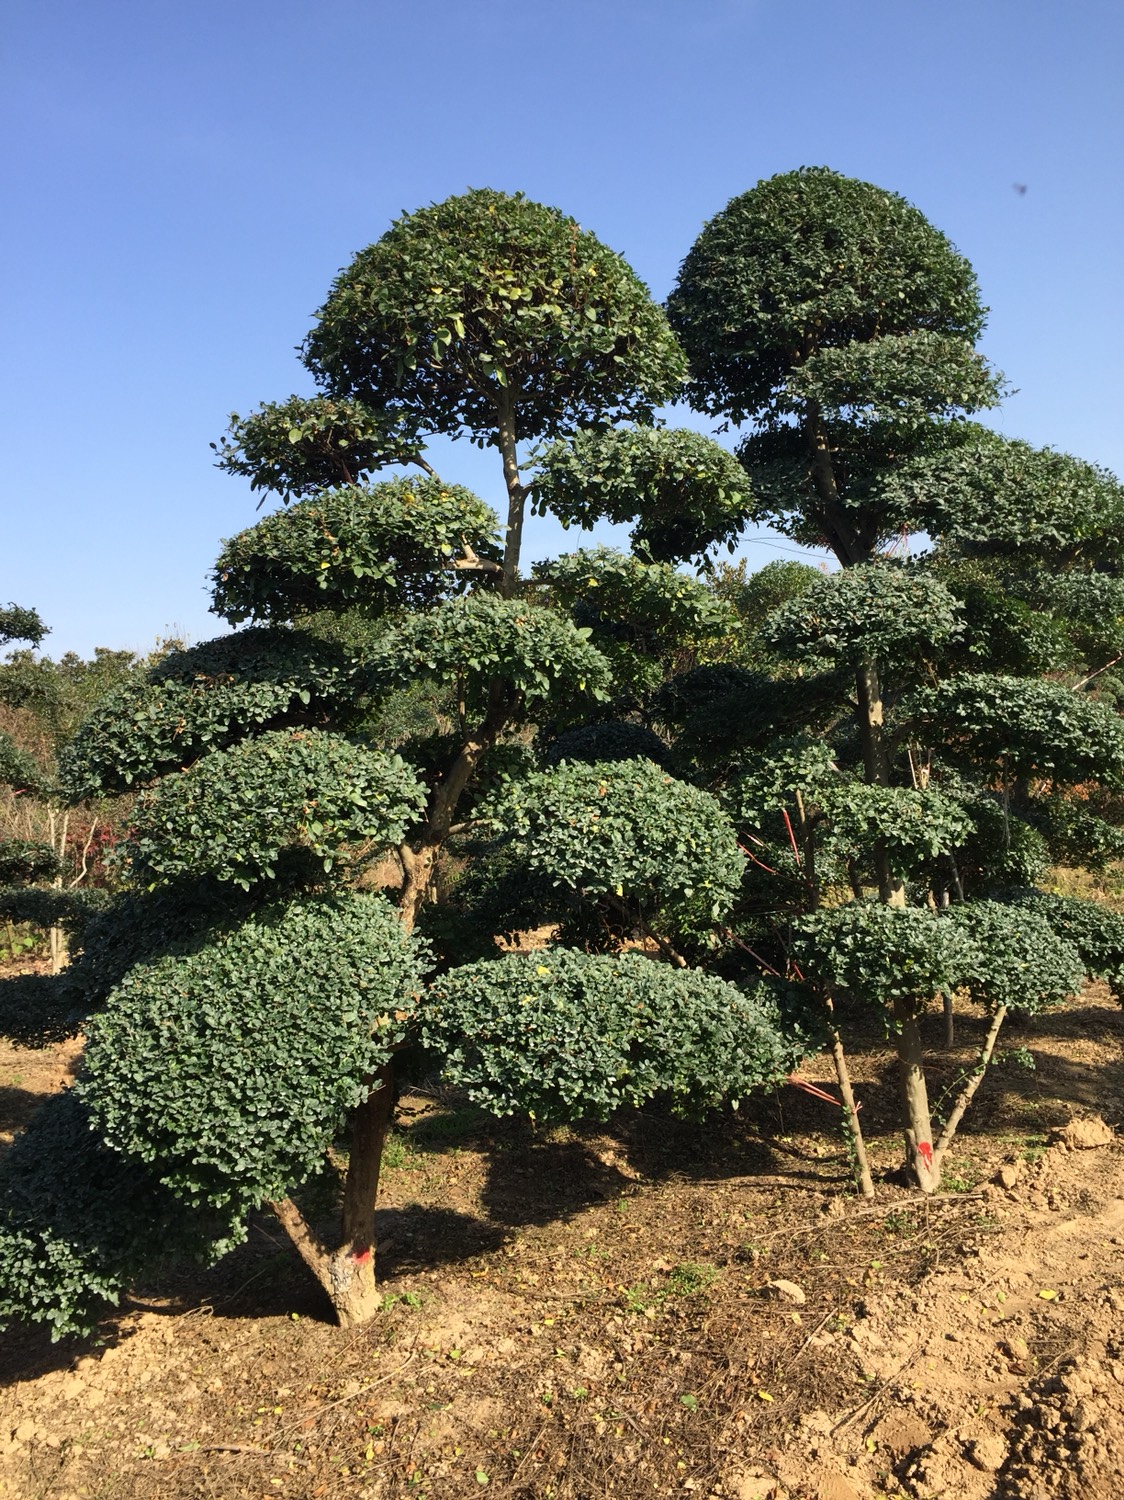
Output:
[{"xmin": 0, "ymin": 975, "xmax": 1122, "ymax": 1500}]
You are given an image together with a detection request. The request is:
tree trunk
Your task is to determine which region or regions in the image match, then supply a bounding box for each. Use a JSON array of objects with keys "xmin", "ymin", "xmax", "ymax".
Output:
[
  {"xmin": 892, "ymin": 999, "xmax": 940, "ymax": 1192},
  {"xmin": 270, "ymin": 1063, "xmax": 396, "ymax": 1327},
  {"xmin": 496, "ymin": 391, "xmax": 525, "ymax": 598},
  {"xmin": 941, "ymin": 991, "xmax": 956, "ymax": 1049},
  {"xmin": 805, "ymin": 406, "xmax": 867, "ymax": 568},
  {"xmin": 856, "ymin": 659, "xmax": 906, "ymax": 907},
  {"xmin": 47, "ymin": 807, "xmax": 69, "ymax": 975},
  {"xmin": 398, "ymin": 687, "xmax": 514, "ymax": 932}
]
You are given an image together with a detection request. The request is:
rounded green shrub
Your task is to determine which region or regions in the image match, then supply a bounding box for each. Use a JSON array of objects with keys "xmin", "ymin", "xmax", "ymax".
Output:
[
  {"xmin": 496, "ymin": 758, "xmax": 743, "ymax": 933},
  {"xmin": 419, "ymin": 948, "xmax": 798, "ymax": 1120},
  {"xmin": 368, "ymin": 594, "xmax": 612, "ymax": 717},
  {"xmin": 542, "ymin": 721, "xmax": 670, "ymax": 769},
  {"xmin": 122, "ymin": 729, "xmax": 426, "ymax": 888},
  {"xmin": 908, "ymin": 674, "xmax": 1124, "ymax": 786},
  {"xmin": 763, "ymin": 563, "xmax": 962, "ymax": 669},
  {"xmin": 0, "ymin": 1091, "xmax": 229, "ymax": 1340},
  {"xmin": 1005, "ymin": 890, "xmax": 1124, "ymax": 1002},
  {"xmin": 945, "ymin": 900, "xmax": 1083, "ymax": 1014},
  {"xmin": 79, "ymin": 892, "xmax": 425, "ymax": 1228},
  {"xmin": 0, "ymin": 841, "xmax": 61, "ymax": 885},
  {"xmin": 532, "ymin": 427, "xmax": 752, "ymax": 562},
  {"xmin": 212, "ymin": 478, "xmax": 502, "ymax": 624},
  {"xmin": 60, "ymin": 628, "xmax": 368, "ymax": 798},
  {"xmin": 793, "ymin": 901, "xmax": 975, "ymax": 1015}
]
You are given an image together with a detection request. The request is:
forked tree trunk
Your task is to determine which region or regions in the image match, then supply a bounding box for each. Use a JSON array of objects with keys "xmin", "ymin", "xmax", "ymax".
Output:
[
  {"xmin": 272, "ymin": 1063, "xmax": 396, "ymax": 1326},
  {"xmin": 398, "ymin": 687, "xmax": 514, "ymax": 931}
]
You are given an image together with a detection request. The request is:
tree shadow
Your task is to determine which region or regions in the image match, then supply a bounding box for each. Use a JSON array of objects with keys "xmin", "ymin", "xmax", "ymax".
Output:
[
  {"xmin": 374, "ymin": 1204, "xmax": 509, "ymax": 1277},
  {"xmin": 0, "ymin": 1084, "xmax": 67, "ymax": 1158},
  {"xmin": 0, "ymin": 1315, "xmax": 95, "ymax": 1387}
]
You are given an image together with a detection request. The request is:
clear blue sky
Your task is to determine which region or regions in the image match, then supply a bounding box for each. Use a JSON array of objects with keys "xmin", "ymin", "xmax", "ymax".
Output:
[{"xmin": 3, "ymin": 0, "xmax": 1122, "ymax": 657}]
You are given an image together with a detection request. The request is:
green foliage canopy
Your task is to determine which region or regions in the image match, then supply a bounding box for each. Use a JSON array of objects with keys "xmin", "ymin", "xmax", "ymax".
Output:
[
  {"xmin": 763, "ymin": 564, "xmax": 962, "ymax": 669},
  {"xmin": 0, "ymin": 732, "xmax": 53, "ymax": 798},
  {"xmin": 79, "ymin": 892, "xmax": 423, "ymax": 1227},
  {"xmin": 793, "ymin": 902, "xmax": 975, "ymax": 1015},
  {"xmin": 535, "ymin": 547, "xmax": 733, "ymax": 696},
  {"xmin": 821, "ymin": 785, "xmax": 975, "ymax": 876},
  {"xmin": 122, "ymin": 730, "xmax": 426, "ymax": 889},
  {"xmin": 0, "ymin": 604, "xmax": 47, "ymax": 649},
  {"xmin": 303, "ymin": 189, "xmax": 687, "ymax": 444},
  {"xmin": 542, "ymin": 721, "xmax": 670, "ymax": 770},
  {"xmin": 667, "ymin": 167, "xmax": 987, "ymax": 428},
  {"xmin": 420, "ymin": 948, "xmax": 798, "ymax": 1121},
  {"xmin": 0, "ymin": 1092, "xmax": 226, "ymax": 1340},
  {"xmin": 59, "ymin": 628, "xmax": 369, "ymax": 799},
  {"xmin": 368, "ymin": 595, "xmax": 612, "ymax": 719},
  {"xmin": 494, "ymin": 758, "xmax": 743, "ymax": 933},
  {"xmin": 907, "ymin": 675, "xmax": 1124, "ymax": 786},
  {"xmin": 212, "ymin": 479, "xmax": 502, "ymax": 625},
  {"xmin": 213, "ymin": 395, "xmax": 426, "ymax": 502},
  {"xmin": 1006, "ymin": 891, "xmax": 1124, "ymax": 1002},
  {"xmin": 945, "ymin": 901, "xmax": 1083, "ymax": 1015},
  {"xmin": 880, "ymin": 430, "xmax": 1124, "ymax": 566},
  {"xmin": 781, "ymin": 332, "xmax": 1002, "ymax": 436},
  {"xmin": 532, "ymin": 427, "xmax": 752, "ymax": 562},
  {"xmin": 0, "ymin": 840, "xmax": 60, "ymax": 886}
]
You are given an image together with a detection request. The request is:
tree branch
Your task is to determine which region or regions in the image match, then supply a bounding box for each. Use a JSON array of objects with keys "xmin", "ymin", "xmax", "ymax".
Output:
[{"xmin": 933, "ymin": 1003, "xmax": 1008, "ymax": 1167}]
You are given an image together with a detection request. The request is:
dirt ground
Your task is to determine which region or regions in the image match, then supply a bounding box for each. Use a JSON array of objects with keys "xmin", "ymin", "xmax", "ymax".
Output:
[{"xmin": 0, "ymin": 976, "xmax": 1121, "ymax": 1500}]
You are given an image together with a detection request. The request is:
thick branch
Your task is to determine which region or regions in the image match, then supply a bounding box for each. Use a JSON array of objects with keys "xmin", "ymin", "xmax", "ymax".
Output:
[
  {"xmin": 804, "ymin": 403, "xmax": 866, "ymax": 567},
  {"xmin": 399, "ymin": 683, "xmax": 516, "ymax": 930},
  {"xmin": 606, "ymin": 892, "xmax": 687, "ymax": 968},
  {"xmin": 69, "ymin": 819, "xmax": 97, "ymax": 888},
  {"xmin": 270, "ymin": 1195, "xmax": 334, "ymax": 1287},
  {"xmin": 825, "ymin": 1005, "xmax": 875, "ymax": 1200}
]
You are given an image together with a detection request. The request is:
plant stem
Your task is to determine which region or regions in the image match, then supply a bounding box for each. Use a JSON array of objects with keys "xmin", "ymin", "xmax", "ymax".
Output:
[
  {"xmin": 825, "ymin": 999, "xmax": 875, "ymax": 1199},
  {"xmin": 933, "ymin": 1004, "xmax": 1008, "ymax": 1169}
]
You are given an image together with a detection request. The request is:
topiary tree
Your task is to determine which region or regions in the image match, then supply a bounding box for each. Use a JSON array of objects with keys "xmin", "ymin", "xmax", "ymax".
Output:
[
  {"xmin": 0, "ymin": 191, "xmax": 798, "ymax": 1339},
  {"xmin": 665, "ymin": 167, "xmax": 1124, "ymax": 1191}
]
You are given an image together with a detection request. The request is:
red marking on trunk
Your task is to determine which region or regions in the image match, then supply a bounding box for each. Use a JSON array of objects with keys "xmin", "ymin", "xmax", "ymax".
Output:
[
  {"xmin": 352, "ymin": 1247, "xmax": 373, "ymax": 1264},
  {"xmin": 918, "ymin": 1141, "xmax": 933, "ymax": 1169}
]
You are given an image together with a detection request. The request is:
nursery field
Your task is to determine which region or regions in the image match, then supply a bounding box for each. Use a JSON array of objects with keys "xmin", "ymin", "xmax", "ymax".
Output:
[{"xmin": 1, "ymin": 965, "xmax": 1121, "ymax": 1500}]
